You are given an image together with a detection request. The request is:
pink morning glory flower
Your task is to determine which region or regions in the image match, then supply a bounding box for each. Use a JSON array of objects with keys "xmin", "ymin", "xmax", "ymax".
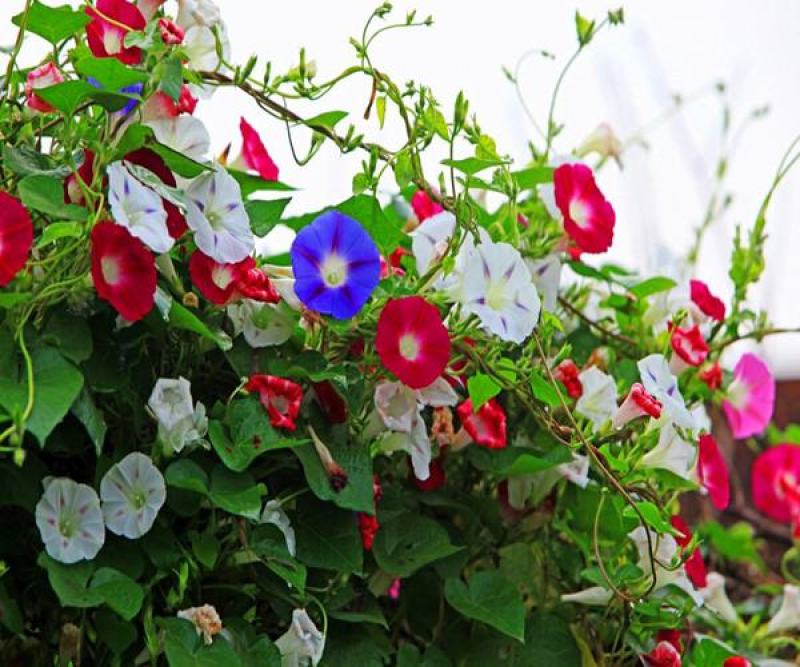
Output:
[{"xmin": 721, "ymin": 353, "xmax": 775, "ymax": 439}]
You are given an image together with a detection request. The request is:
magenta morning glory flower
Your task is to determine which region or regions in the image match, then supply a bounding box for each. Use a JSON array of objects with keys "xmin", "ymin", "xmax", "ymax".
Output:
[{"xmin": 290, "ymin": 210, "xmax": 381, "ymax": 319}]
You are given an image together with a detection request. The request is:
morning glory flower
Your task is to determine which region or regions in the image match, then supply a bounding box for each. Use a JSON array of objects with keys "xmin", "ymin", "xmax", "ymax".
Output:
[
  {"xmin": 35, "ymin": 478, "xmax": 105, "ymax": 564},
  {"xmin": 640, "ymin": 421, "xmax": 696, "ymax": 479},
  {"xmin": 699, "ymin": 572, "xmax": 738, "ymax": 623},
  {"xmin": 107, "ymin": 162, "xmax": 172, "ymax": 254},
  {"xmin": 227, "ymin": 299, "xmax": 294, "ymax": 348},
  {"xmin": 185, "ymin": 166, "xmax": 253, "ymax": 264},
  {"xmin": 290, "ymin": 211, "xmax": 381, "ymax": 319},
  {"xmin": 410, "ymin": 211, "xmax": 456, "ymax": 276},
  {"xmin": 638, "ymin": 354, "xmax": 695, "ymax": 429},
  {"xmin": 575, "ymin": 366, "xmax": 617, "ymax": 430},
  {"xmin": 261, "ymin": 500, "xmax": 296, "ymax": 557},
  {"xmin": 100, "ymin": 452, "xmax": 166, "ymax": 539},
  {"xmin": 148, "ymin": 116, "xmax": 210, "ymax": 161},
  {"xmin": 147, "ymin": 377, "xmax": 208, "ymax": 453},
  {"xmin": 767, "ymin": 584, "xmax": 800, "ymax": 635},
  {"xmin": 526, "ymin": 253, "xmax": 562, "ymax": 312},
  {"xmin": 460, "ymin": 241, "xmax": 541, "ymax": 343},
  {"xmin": 722, "ymin": 353, "xmax": 775, "ymax": 439},
  {"xmin": 276, "ymin": 608, "xmax": 325, "ymax": 667}
]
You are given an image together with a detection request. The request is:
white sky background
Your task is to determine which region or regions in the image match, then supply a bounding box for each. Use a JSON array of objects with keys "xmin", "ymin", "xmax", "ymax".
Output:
[{"xmin": 3, "ymin": 1, "xmax": 800, "ymax": 377}]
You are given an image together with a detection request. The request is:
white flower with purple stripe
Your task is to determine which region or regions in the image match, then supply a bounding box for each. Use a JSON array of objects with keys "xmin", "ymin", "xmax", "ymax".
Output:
[
  {"xmin": 185, "ymin": 166, "xmax": 253, "ymax": 263},
  {"xmin": 638, "ymin": 353, "xmax": 695, "ymax": 429},
  {"xmin": 147, "ymin": 116, "xmax": 210, "ymax": 161},
  {"xmin": 460, "ymin": 241, "xmax": 541, "ymax": 343},
  {"xmin": 107, "ymin": 162, "xmax": 172, "ymax": 253},
  {"xmin": 526, "ymin": 253, "xmax": 562, "ymax": 312},
  {"xmin": 100, "ymin": 452, "xmax": 166, "ymax": 539},
  {"xmin": 35, "ymin": 477, "xmax": 105, "ymax": 564}
]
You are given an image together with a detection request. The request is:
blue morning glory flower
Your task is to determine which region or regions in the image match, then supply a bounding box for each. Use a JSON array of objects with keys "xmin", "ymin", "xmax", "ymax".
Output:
[
  {"xmin": 87, "ymin": 77, "xmax": 144, "ymax": 116},
  {"xmin": 290, "ymin": 210, "xmax": 381, "ymax": 319}
]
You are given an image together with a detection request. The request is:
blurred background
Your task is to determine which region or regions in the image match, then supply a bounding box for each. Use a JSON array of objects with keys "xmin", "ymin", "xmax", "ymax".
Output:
[{"xmin": 2, "ymin": 1, "xmax": 800, "ymax": 376}]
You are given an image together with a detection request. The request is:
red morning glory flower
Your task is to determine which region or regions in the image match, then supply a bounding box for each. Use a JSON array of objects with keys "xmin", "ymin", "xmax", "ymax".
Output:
[
  {"xmin": 669, "ymin": 324, "xmax": 709, "ymax": 374},
  {"xmin": 642, "ymin": 641, "xmax": 681, "ymax": 667},
  {"xmin": 553, "ymin": 163, "xmax": 615, "ymax": 254},
  {"xmin": 697, "ymin": 434, "xmax": 730, "ymax": 510},
  {"xmin": 690, "ymin": 279, "xmax": 726, "ymax": 321},
  {"xmin": 375, "ymin": 296, "xmax": 451, "ymax": 389},
  {"xmin": 456, "ymin": 398, "xmax": 507, "ymax": 449},
  {"xmin": 246, "ymin": 374, "xmax": 303, "ymax": 431},
  {"xmin": 0, "ymin": 192, "xmax": 34, "ymax": 287},
  {"xmin": 90, "ymin": 221, "xmax": 156, "ymax": 322},
  {"xmin": 239, "ymin": 117, "xmax": 279, "ymax": 181},
  {"xmin": 723, "ymin": 658, "xmax": 752, "ymax": 667},
  {"xmin": 85, "ymin": 0, "xmax": 146, "ymax": 65},
  {"xmin": 189, "ymin": 250, "xmax": 280, "ymax": 306},
  {"xmin": 698, "ymin": 361, "xmax": 723, "ymax": 390},
  {"xmin": 410, "ymin": 189, "xmax": 443, "ymax": 222},
  {"xmin": 751, "ymin": 443, "xmax": 800, "ymax": 525}
]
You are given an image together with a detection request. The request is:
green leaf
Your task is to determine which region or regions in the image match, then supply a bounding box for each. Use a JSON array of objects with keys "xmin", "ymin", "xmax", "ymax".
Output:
[
  {"xmin": 209, "ymin": 397, "xmax": 303, "ymax": 472},
  {"xmin": 162, "ymin": 295, "xmax": 232, "ymax": 351},
  {"xmin": 89, "ymin": 567, "xmax": 144, "ymax": 621},
  {"xmin": 38, "ymin": 554, "xmax": 104, "ymax": 608},
  {"xmin": 293, "ymin": 431, "xmax": 374, "ymax": 513},
  {"xmin": 467, "ymin": 374, "xmax": 502, "ymax": 411},
  {"xmin": 165, "ymin": 459, "xmax": 209, "ymax": 494},
  {"xmin": 521, "ymin": 613, "xmax": 581, "ymax": 666},
  {"xmin": 0, "ymin": 293, "xmax": 31, "ymax": 309},
  {"xmin": 12, "ymin": 0, "xmax": 90, "ymax": 45},
  {"xmin": 151, "ymin": 142, "xmax": 211, "ymax": 178},
  {"xmin": 228, "ymin": 169, "xmax": 295, "ymax": 198},
  {"xmin": 512, "ymin": 166, "xmax": 554, "ymax": 189},
  {"xmin": 249, "ymin": 527, "xmax": 307, "ymax": 593},
  {"xmin": 37, "ymin": 221, "xmax": 83, "ymax": 247},
  {"xmin": 500, "ymin": 446, "xmax": 573, "ymax": 476},
  {"xmin": 373, "ymin": 513, "xmax": 462, "ymax": 577},
  {"xmin": 160, "ymin": 617, "xmax": 243, "ymax": 667},
  {"xmin": 2, "ymin": 144, "xmax": 75, "ymax": 178},
  {"xmin": 698, "ymin": 521, "xmax": 766, "ymax": 570},
  {"xmin": 18, "ymin": 174, "xmax": 88, "ymax": 221},
  {"xmin": 530, "ymin": 370, "xmax": 562, "ymax": 408},
  {"xmin": 689, "ymin": 636, "xmax": 737, "ymax": 667},
  {"xmin": 444, "ymin": 570, "xmax": 525, "ymax": 641},
  {"xmin": 441, "ymin": 157, "xmax": 507, "ymax": 176},
  {"xmin": 329, "ymin": 597, "xmax": 388, "ymax": 629},
  {"xmin": 35, "ymin": 80, "xmax": 137, "ymax": 114},
  {"xmin": 623, "ymin": 501, "xmax": 673, "ymax": 535},
  {"xmin": 95, "ymin": 608, "xmax": 137, "ymax": 655},
  {"xmin": 0, "ymin": 581, "xmax": 23, "ymax": 635},
  {"xmin": 159, "ymin": 55, "xmax": 183, "ymax": 100},
  {"xmin": 302, "ymin": 110, "xmax": 349, "ymax": 129},
  {"xmin": 628, "ymin": 276, "xmax": 677, "ymax": 299},
  {"xmin": 43, "ymin": 310, "xmax": 92, "ymax": 363},
  {"xmin": 574, "ymin": 12, "xmax": 596, "ymax": 46},
  {"xmin": 75, "ymin": 56, "xmax": 147, "ymax": 90},
  {"xmin": 337, "ymin": 195, "xmax": 405, "ymax": 254},
  {"xmin": 376, "ymin": 95, "xmax": 387, "ymax": 128},
  {"xmin": 190, "ymin": 530, "xmax": 220, "ymax": 569},
  {"xmin": 245, "ymin": 198, "xmax": 292, "ymax": 236},
  {"xmin": 70, "ymin": 387, "xmax": 107, "ymax": 455},
  {"xmin": 0, "ymin": 344, "xmax": 84, "ymax": 445},
  {"xmin": 208, "ymin": 466, "xmax": 265, "ymax": 520},
  {"xmin": 294, "ymin": 496, "xmax": 363, "ymax": 573}
]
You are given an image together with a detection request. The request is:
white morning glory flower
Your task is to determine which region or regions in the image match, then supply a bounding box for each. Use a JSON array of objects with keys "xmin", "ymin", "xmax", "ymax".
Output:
[
  {"xmin": 107, "ymin": 162, "xmax": 172, "ymax": 253},
  {"xmin": 460, "ymin": 241, "xmax": 541, "ymax": 343},
  {"xmin": 261, "ymin": 500, "xmax": 296, "ymax": 557},
  {"xmin": 410, "ymin": 211, "xmax": 456, "ymax": 277},
  {"xmin": 638, "ymin": 354, "xmax": 695, "ymax": 429},
  {"xmin": 185, "ymin": 166, "xmax": 253, "ymax": 263},
  {"xmin": 379, "ymin": 411, "xmax": 432, "ymax": 481},
  {"xmin": 148, "ymin": 377, "xmax": 195, "ymax": 432},
  {"xmin": 100, "ymin": 452, "xmax": 166, "ymax": 539},
  {"xmin": 640, "ymin": 421, "xmax": 697, "ymax": 479},
  {"xmin": 227, "ymin": 299, "xmax": 294, "ymax": 348},
  {"xmin": 275, "ymin": 608, "xmax": 325, "ymax": 667},
  {"xmin": 161, "ymin": 403, "xmax": 209, "ymax": 455},
  {"xmin": 148, "ymin": 116, "xmax": 210, "ymax": 161},
  {"xmin": 177, "ymin": 0, "xmax": 223, "ymax": 29},
  {"xmin": 557, "ymin": 453, "xmax": 590, "ymax": 488},
  {"xmin": 700, "ymin": 572, "xmax": 738, "ymax": 623},
  {"xmin": 35, "ymin": 478, "xmax": 105, "ymax": 564},
  {"xmin": 183, "ymin": 24, "xmax": 231, "ymax": 71},
  {"xmin": 526, "ymin": 254, "xmax": 562, "ymax": 312},
  {"xmin": 628, "ymin": 526, "xmax": 701, "ymax": 604},
  {"xmin": 767, "ymin": 584, "xmax": 800, "ymax": 635},
  {"xmin": 575, "ymin": 366, "xmax": 617, "ymax": 430},
  {"xmin": 374, "ymin": 381, "xmax": 417, "ymax": 433}
]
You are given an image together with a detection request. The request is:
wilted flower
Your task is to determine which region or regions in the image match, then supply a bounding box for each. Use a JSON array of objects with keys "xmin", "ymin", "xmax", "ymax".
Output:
[
  {"xmin": 699, "ymin": 572, "xmax": 738, "ymax": 623},
  {"xmin": 247, "ymin": 374, "xmax": 303, "ymax": 431},
  {"xmin": 557, "ymin": 454, "xmax": 590, "ymax": 488},
  {"xmin": 25, "ymin": 62, "xmax": 64, "ymax": 113},
  {"xmin": 148, "ymin": 377, "xmax": 194, "ymax": 432},
  {"xmin": 722, "ymin": 353, "xmax": 775, "ymax": 439},
  {"xmin": 261, "ymin": 500, "xmax": 296, "ymax": 557},
  {"xmin": 575, "ymin": 366, "xmax": 617, "ymax": 430},
  {"xmin": 158, "ymin": 18, "xmax": 185, "ymax": 46},
  {"xmin": 276, "ymin": 609, "xmax": 325, "ymax": 667},
  {"xmin": 36, "ymin": 478, "xmax": 105, "ymax": 564},
  {"xmin": 0, "ymin": 192, "xmax": 33, "ymax": 287},
  {"xmin": 177, "ymin": 604, "xmax": 223, "ymax": 645},
  {"xmin": 767, "ymin": 584, "xmax": 800, "ymax": 634},
  {"xmin": 698, "ymin": 362, "xmax": 723, "ymax": 390},
  {"xmin": 669, "ymin": 325, "xmax": 709, "ymax": 375},
  {"xmin": 642, "ymin": 641, "xmax": 681, "ymax": 667},
  {"xmin": 100, "ymin": 453, "xmax": 166, "ymax": 539},
  {"xmin": 628, "ymin": 527, "xmax": 701, "ymax": 604},
  {"xmin": 456, "ymin": 398, "xmax": 507, "ymax": 449},
  {"xmin": 575, "ymin": 123, "xmax": 624, "ymax": 167},
  {"xmin": 638, "ymin": 354, "xmax": 694, "ymax": 429}
]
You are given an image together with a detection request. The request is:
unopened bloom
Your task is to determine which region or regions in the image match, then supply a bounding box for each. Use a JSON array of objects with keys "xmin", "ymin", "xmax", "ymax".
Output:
[
  {"xmin": 699, "ymin": 572, "xmax": 738, "ymax": 623},
  {"xmin": 560, "ymin": 586, "xmax": 613, "ymax": 606},
  {"xmin": 227, "ymin": 299, "xmax": 294, "ymax": 348},
  {"xmin": 35, "ymin": 478, "xmax": 105, "ymax": 564},
  {"xmin": 575, "ymin": 123, "xmax": 624, "ymax": 167},
  {"xmin": 233, "ymin": 117, "xmax": 279, "ymax": 181},
  {"xmin": 186, "ymin": 166, "xmax": 253, "ymax": 264},
  {"xmin": 290, "ymin": 211, "xmax": 381, "ymax": 319},
  {"xmin": 85, "ymin": 0, "xmax": 146, "ymax": 65},
  {"xmin": 247, "ymin": 375, "xmax": 303, "ymax": 431},
  {"xmin": 751, "ymin": 443, "xmax": 800, "ymax": 525},
  {"xmin": 699, "ymin": 362, "xmax": 723, "ymax": 390},
  {"xmin": 612, "ymin": 383, "xmax": 662, "ymax": 429},
  {"xmin": 25, "ymin": 62, "xmax": 64, "ymax": 113},
  {"xmin": 158, "ymin": 18, "xmax": 185, "ymax": 45},
  {"xmin": 148, "ymin": 377, "xmax": 207, "ymax": 452},
  {"xmin": 177, "ymin": 604, "xmax": 223, "ymax": 645},
  {"xmin": 261, "ymin": 500, "xmax": 296, "ymax": 556},
  {"xmin": 91, "ymin": 221, "xmax": 156, "ymax": 322},
  {"xmin": 526, "ymin": 253, "xmax": 562, "ymax": 312},
  {"xmin": 460, "ymin": 241, "xmax": 541, "ymax": 343},
  {"xmin": 456, "ymin": 398, "xmax": 507, "ymax": 449},
  {"xmin": 642, "ymin": 641, "xmax": 681, "ymax": 667},
  {"xmin": 669, "ymin": 325, "xmax": 709, "ymax": 374},
  {"xmin": 275, "ymin": 608, "xmax": 325, "ymax": 667},
  {"xmin": 690, "ymin": 279, "xmax": 726, "ymax": 321},
  {"xmin": 767, "ymin": 584, "xmax": 800, "ymax": 634},
  {"xmin": 575, "ymin": 366, "xmax": 617, "ymax": 430},
  {"xmin": 554, "ymin": 359, "xmax": 583, "ymax": 399},
  {"xmin": 100, "ymin": 452, "xmax": 166, "ymax": 539},
  {"xmin": 0, "ymin": 192, "xmax": 33, "ymax": 287},
  {"xmin": 376, "ymin": 297, "xmax": 451, "ymax": 389},
  {"xmin": 640, "ymin": 423, "xmax": 696, "ymax": 479},
  {"xmin": 722, "ymin": 353, "xmax": 775, "ymax": 439},
  {"xmin": 147, "ymin": 116, "xmax": 210, "ymax": 161},
  {"xmin": 553, "ymin": 163, "xmax": 615, "ymax": 254},
  {"xmin": 697, "ymin": 434, "xmax": 730, "ymax": 510},
  {"xmin": 107, "ymin": 162, "xmax": 172, "ymax": 253},
  {"xmin": 410, "ymin": 189, "xmax": 444, "ymax": 222},
  {"xmin": 638, "ymin": 354, "xmax": 695, "ymax": 429}
]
